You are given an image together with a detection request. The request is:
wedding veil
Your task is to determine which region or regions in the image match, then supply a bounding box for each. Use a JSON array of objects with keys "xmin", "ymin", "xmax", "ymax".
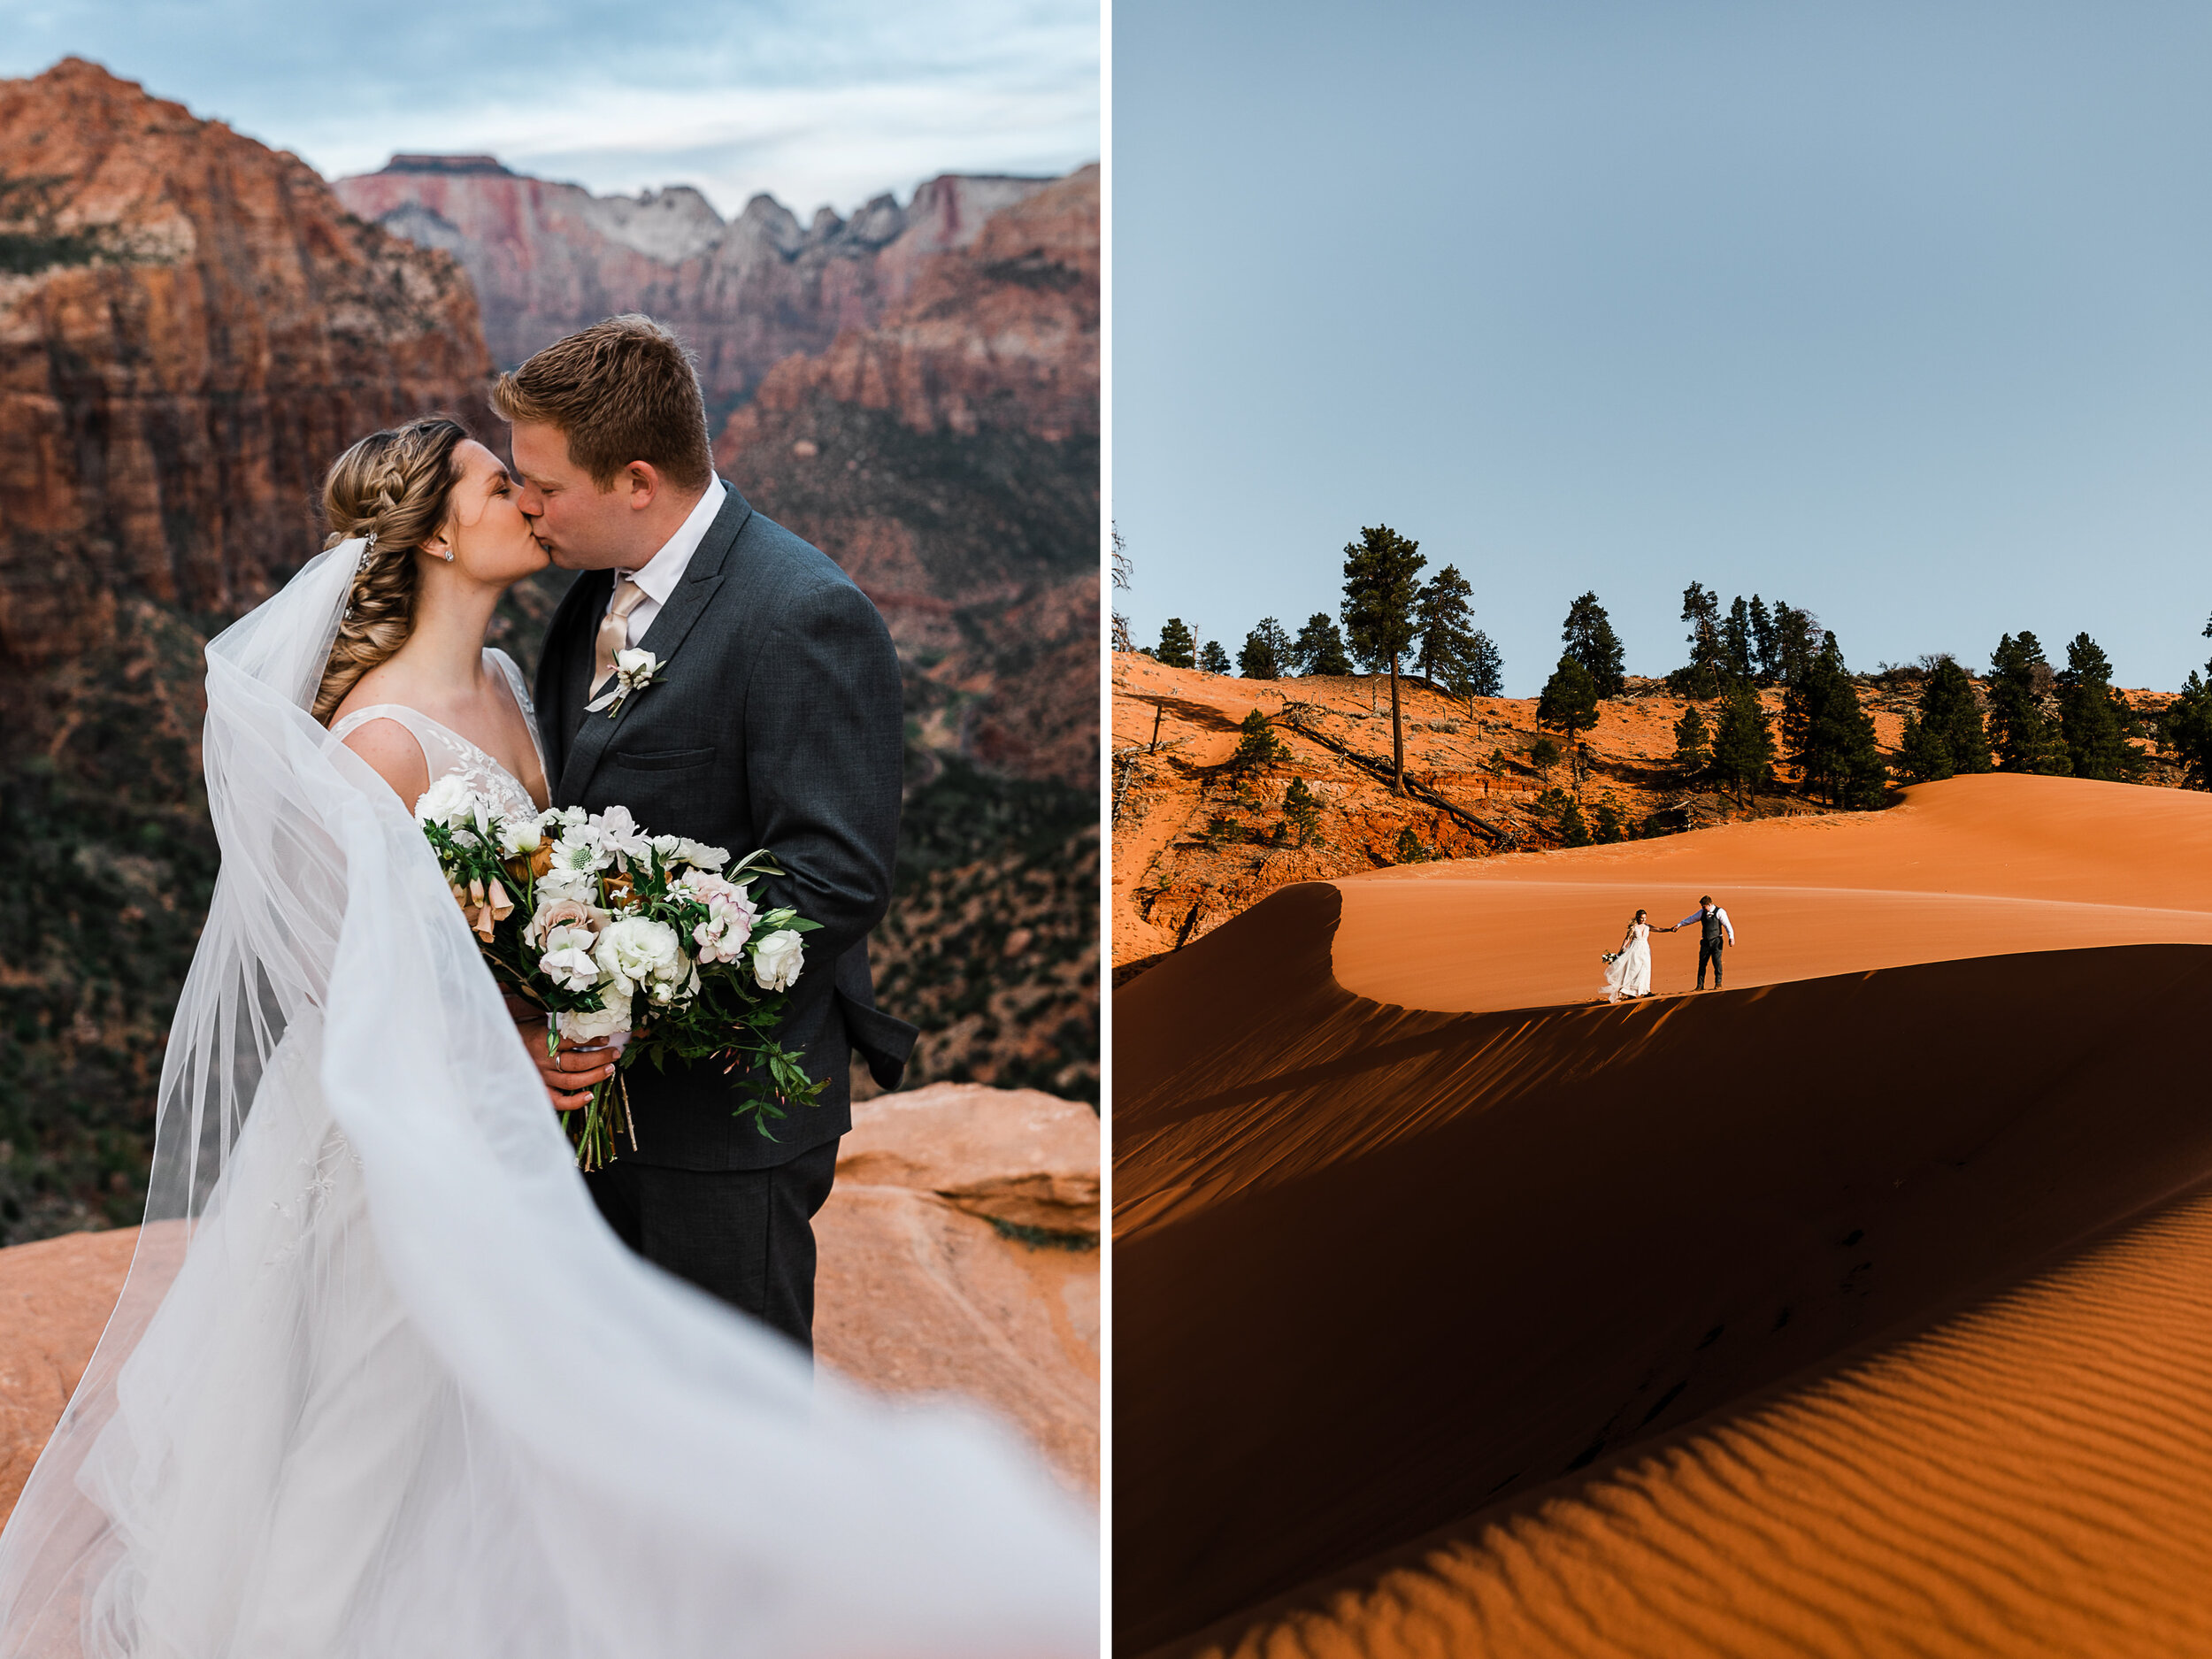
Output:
[{"xmin": 0, "ymin": 541, "xmax": 1096, "ymax": 1655}]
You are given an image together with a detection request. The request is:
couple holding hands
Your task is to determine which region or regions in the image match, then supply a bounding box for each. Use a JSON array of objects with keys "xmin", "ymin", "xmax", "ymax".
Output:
[{"xmin": 1603, "ymin": 896, "xmax": 1736, "ymax": 1002}]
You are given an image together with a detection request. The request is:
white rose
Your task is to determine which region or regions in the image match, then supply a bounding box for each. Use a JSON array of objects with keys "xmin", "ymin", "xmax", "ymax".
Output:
[
  {"xmin": 594, "ymin": 916, "xmax": 682, "ymax": 993},
  {"xmin": 414, "ymin": 774, "xmax": 475, "ymax": 830},
  {"xmin": 557, "ymin": 1000, "xmax": 631, "ymax": 1046},
  {"xmin": 751, "ymin": 928, "xmax": 804, "ymax": 994},
  {"xmin": 499, "ymin": 816, "xmax": 542, "ymax": 856},
  {"xmin": 615, "ymin": 647, "xmax": 657, "ymax": 678}
]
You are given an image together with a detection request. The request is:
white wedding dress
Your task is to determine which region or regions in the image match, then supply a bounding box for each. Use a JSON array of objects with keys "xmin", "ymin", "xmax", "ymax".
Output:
[
  {"xmin": 0, "ymin": 541, "xmax": 1094, "ymax": 1658},
  {"xmin": 1604, "ymin": 922, "xmax": 1651, "ymax": 1002}
]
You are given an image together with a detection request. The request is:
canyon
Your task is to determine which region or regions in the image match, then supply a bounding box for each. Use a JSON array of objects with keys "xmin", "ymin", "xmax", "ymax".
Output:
[{"xmin": 334, "ymin": 155, "xmax": 1056, "ymax": 412}]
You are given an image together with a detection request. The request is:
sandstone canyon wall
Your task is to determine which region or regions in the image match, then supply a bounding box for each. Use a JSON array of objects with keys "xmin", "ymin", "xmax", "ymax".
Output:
[
  {"xmin": 333, "ymin": 156, "xmax": 1053, "ymax": 411},
  {"xmin": 718, "ymin": 166, "xmax": 1101, "ymax": 1100},
  {"xmin": 0, "ymin": 59, "xmax": 495, "ymax": 1241}
]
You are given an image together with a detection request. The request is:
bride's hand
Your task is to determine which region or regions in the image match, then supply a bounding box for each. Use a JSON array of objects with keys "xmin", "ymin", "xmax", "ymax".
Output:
[{"xmin": 514, "ymin": 1018, "xmax": 618, "ymax": 1111}]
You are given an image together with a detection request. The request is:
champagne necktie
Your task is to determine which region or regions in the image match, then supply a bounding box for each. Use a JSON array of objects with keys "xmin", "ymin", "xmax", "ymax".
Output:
[{"xmin": 590, "ymin": 577, "xmax": 648, "ymax": 696}]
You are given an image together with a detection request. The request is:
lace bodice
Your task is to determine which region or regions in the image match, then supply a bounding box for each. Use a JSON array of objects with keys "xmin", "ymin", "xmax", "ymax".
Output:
[{"xmin": 328, "ymin": 649, "xmax": 549, "ymax": 823}]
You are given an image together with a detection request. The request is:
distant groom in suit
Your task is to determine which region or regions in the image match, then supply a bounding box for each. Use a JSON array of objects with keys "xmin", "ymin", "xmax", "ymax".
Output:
[{"xmin": 500, "ymin": 313, "xmax": 916, "ymax": 1353}]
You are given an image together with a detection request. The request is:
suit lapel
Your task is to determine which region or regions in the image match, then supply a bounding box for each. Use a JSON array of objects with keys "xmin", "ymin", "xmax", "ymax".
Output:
[{"xmin": 554, "ymin": 483, "xmax": 753, "ymax": 804}]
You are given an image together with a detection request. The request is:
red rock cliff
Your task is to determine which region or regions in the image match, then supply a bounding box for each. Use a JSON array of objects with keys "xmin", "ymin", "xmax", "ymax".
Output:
[
  {"xmin": 333, "ymin": 157, "xmax": 1055, "ymax": 411},
  {"xmin": 0, "ymin": 58, "xmax": 495, "ymax": 682}
]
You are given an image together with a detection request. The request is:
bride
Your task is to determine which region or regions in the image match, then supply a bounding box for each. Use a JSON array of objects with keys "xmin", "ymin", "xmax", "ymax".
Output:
[
  {"xmin": 0, "ymin": 419, "xmax": 1093, "ymax": 1658},
  {"xmin": 1603, "ymin": 909, "xmax": 1653, "ymax": 1002}
]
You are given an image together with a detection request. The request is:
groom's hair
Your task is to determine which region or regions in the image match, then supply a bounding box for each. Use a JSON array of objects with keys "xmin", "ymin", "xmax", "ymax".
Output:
[{"xmin": 492, "ymin": 314, "xmax": 714, "ymax": 491}]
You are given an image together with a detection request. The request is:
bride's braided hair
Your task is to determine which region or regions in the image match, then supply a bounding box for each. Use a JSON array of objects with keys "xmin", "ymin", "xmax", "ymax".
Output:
[{"xmin": 311, "ymin": 417, "xmax": 470, "ymax": 726}]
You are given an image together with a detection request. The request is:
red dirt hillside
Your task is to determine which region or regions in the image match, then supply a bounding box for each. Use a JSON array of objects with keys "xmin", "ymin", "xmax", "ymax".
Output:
[{"xmin": 1110, "ymin": 651, "xmax": 2177, "ymax": 976}]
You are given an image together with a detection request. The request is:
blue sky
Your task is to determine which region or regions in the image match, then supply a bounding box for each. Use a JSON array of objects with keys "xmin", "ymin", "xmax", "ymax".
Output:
[
  {"xmin": 0, "ymin": 0, "xmax": 1098, "ymax": 217},
  {"xmin": 1113, "ymin": 0, "xmax": 2212, "ymax": 693}
]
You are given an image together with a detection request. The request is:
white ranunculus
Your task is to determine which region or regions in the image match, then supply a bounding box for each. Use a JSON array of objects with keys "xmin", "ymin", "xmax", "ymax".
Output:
[
  {"xmin": 414, "ymin": 774, "xmax": 476, "ymax": 830},
  {"xmin": 650, "ymin": 833, "xmax": 682, "ymax": 861},
  {"xmin": 499, "ymin": 816, "xmax": 542, "ymax": 856},
  {"xmin": 751, "ymin": 928, "xmax": 804, "ymax": 993},
  {"xmin": 594, "ymin": 917, "xmax": 682, "ymax": 994},
  {"xmin": 557, "ymin": 1000, "xmax": 631, "ymax": 1046}
]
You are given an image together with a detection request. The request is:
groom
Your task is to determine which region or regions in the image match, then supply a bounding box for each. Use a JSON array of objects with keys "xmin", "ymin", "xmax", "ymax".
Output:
[
  {"xmin": 499, "ymin": 313, "xmax": 916, "ymax": 1353},
  {"xmin": 1666, "ymin": 895, "xmax": 1736, "ymax": 990}
]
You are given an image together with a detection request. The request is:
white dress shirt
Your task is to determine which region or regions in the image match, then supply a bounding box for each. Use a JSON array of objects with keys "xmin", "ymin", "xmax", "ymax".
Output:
[
  {"xmin": 604, "ymin": 478, "xmax": 726, "ymax": 641},
  {"xmin": 1676, "ymin": 905, "xmax": 1735, "ymax": 945}
]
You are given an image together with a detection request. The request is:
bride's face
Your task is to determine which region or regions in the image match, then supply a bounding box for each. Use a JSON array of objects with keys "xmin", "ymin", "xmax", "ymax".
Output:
[{"xmin": 430, "ymin": 442, "xmax": 549, "ymax": 585}]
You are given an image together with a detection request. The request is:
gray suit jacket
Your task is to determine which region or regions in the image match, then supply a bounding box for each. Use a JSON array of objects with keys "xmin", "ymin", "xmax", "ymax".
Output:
[{"xmin": 534, "ymin": 482, "xmax": 917, "ymax": 1171}]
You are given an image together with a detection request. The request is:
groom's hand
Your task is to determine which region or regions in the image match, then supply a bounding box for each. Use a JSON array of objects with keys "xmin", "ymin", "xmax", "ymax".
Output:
[{"xmin": 513, "ymin": 1017, "xmax": 618, "ymax": 1111}]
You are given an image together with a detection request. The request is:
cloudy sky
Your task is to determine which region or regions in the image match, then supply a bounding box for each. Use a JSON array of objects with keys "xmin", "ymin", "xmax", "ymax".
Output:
[
  {"xmin": 1116, "ymin": 0, "xmax": 2212, "ymax": 693},
  {"xmin": 0, "ymin": 0, "xmax": 1098, "ymax": 218}
]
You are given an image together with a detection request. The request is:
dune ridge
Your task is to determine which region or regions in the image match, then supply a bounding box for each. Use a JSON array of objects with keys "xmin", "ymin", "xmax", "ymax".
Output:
[{"xmin": 1115, "ymin": 776, "xmax": 2212, "ymax": 1655}]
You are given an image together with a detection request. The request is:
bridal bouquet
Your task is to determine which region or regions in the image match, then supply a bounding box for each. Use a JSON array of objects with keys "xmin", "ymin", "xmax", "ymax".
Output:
[{"xmin": 413, "ymin": 779, "xmax": 824, "ymax": 1170}]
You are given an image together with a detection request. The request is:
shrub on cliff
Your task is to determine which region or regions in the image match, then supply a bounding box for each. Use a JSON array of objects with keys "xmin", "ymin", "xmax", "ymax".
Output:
[
  {"xmin": 1280, "ymin": 778, "xmax": 1324, "ymax": 846},
  {"xmin": 1228, "ymin": 708, "xmax": 1287, "ymax": 772},
  {"xmin": 1392, "ymin": 826, "xmax": 1428, "ymax": 863}
]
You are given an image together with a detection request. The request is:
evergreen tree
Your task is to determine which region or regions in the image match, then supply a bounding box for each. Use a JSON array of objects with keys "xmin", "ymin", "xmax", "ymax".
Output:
[
  {"xmin": 1155, "ymin": 618, "xmax": 1196, "ymax": 670},
  {"xmin": 1537, "ymin": 656, "xmax": 1601, "ymax": 795},
  {"xmin": 1555, "ymin": 799, "xmax": 1591, "ymax": 848},
  {"xmin": 1986, "ymin": 632, "xmax": 2072, "ymax": 775},
  {"xmin": 1671, "ymin": 703, "xmax": 1710, "ymax": 780},
  {"xmin": 1291, "ymin": 612, "xmax": 1355, "ymax": 677},
  {"xmin": 1893, "ymin": 715, "xmax": 1954, "ymax": 783},
  {"xmin": 1415, "ymin": 565, "xmax": 1478, "ymax": 686},
  {"xmin": 1198, "ymin": 639, "xmax": 1232, "ymax": 675},
  {"xmin": 1782, "ymin": 633, "xmax": 1886, "ymax": 808},
  {"xmin": 1709, "ymin": 680, "xmax": 1776, "ymax": 806},
  {"xmin": 1769, "ymin": 602, "xmax": 1821, "ymax": 685},
  {"xmin": 1340, "ymin": 523, "xmax": 1427, "ymax": 795},
  {"xmin": 1228, "ymin": 708, "xmax": 1288, "ymax": 779},
  {"xmin": 1393, "ymin": 825, "xmax": 1427, "ymax": 864},
  {"xmin": 1915, "ymin": 656, "xmax": 1992, "ymax": 776},
  {"xmin": 1280, "ymin": 777, "xmax": 1324, "ymax": 846},
  {"xmin": 1674, "ymin": 581, "xmax": 1729, "ymax": 697},
  {"xmin": 1723, "ymin": 596, "xmax": 1755, "ymax": 683},
  {"xmin": 2164, "ymin": 672, "xmax": 2212, "ymax": 790},
  {"xmin": 1239, "ymin": 617, "xmax": 1294, "ymax": 680},
  {"xmin": 1592, "ymin": 795, "xmax": 1627, "ymax": 844},
  {"xmin": 1464, "ymin": 631, "xmax": 1504, "ymax": 699},
  {"xmin": 2056, "ymin": 632, "xmax": 2142, "ymax": 781},
  {"xmin": 1561, "ymin": 592, "xmax": 1627, "ymax": 698},
  {"xmin": 1529, "ymin": 735, "xmax": 1563, "ymax": 779},
  {"xmin": 1748, "ymin": 595, "xmax": 1779, "ymax": 682}
]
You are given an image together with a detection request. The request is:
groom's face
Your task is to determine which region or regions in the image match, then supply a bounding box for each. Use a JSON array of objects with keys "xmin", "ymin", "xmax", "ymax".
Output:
[{"xmin": 510, "ymin": 419, "xmax": 648, "ymax": 571}]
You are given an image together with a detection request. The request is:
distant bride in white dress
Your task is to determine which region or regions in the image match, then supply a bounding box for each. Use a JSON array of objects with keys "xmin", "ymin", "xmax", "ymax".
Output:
[
  {"xmin": 1603, "ymin": 910, "xmax": 1653, "ymax": 1002},
  {"xmin": 0, "ymin": 417, "xmax": 1091, "ymax": 1658}
]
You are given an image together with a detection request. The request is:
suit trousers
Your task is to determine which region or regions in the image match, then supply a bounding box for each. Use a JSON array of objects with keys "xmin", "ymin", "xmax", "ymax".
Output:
[
  {"xmin": 1697, "ymin": 938, "xmax": 1724, "ymax": 988},
  {"xmin": 585, "ymin": 1138, "xmax": 841, "ymax": 1356}
]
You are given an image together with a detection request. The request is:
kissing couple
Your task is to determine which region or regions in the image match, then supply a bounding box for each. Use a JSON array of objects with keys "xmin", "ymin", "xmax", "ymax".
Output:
[{"xmin": 0, "ymin": 317, "xmax": 1093, "ymax": 1656}]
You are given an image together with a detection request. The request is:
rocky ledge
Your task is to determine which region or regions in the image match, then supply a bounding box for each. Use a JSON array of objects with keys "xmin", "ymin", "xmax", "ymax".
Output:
[{"xmin": 0, "ymin": 1082, "xmax": 1099, "ymax": 1526}]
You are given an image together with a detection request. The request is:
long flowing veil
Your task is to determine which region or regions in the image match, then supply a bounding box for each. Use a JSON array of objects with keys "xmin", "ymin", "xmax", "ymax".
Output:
[{"xmin": 0, "ymin": 542, "xmax": 1096, "ymax": 1656}]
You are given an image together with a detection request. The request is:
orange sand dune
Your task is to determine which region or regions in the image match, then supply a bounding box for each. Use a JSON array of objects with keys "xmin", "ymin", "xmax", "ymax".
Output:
[{"xmin": 1114, "ymin": 775, "xmax": 2212, "ymax": 1655}]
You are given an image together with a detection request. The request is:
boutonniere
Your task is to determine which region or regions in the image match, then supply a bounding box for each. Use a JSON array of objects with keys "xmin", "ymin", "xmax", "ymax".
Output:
[{"xmin": 586, "ymin": 649, "xmax": 663, "ymax": 718}]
